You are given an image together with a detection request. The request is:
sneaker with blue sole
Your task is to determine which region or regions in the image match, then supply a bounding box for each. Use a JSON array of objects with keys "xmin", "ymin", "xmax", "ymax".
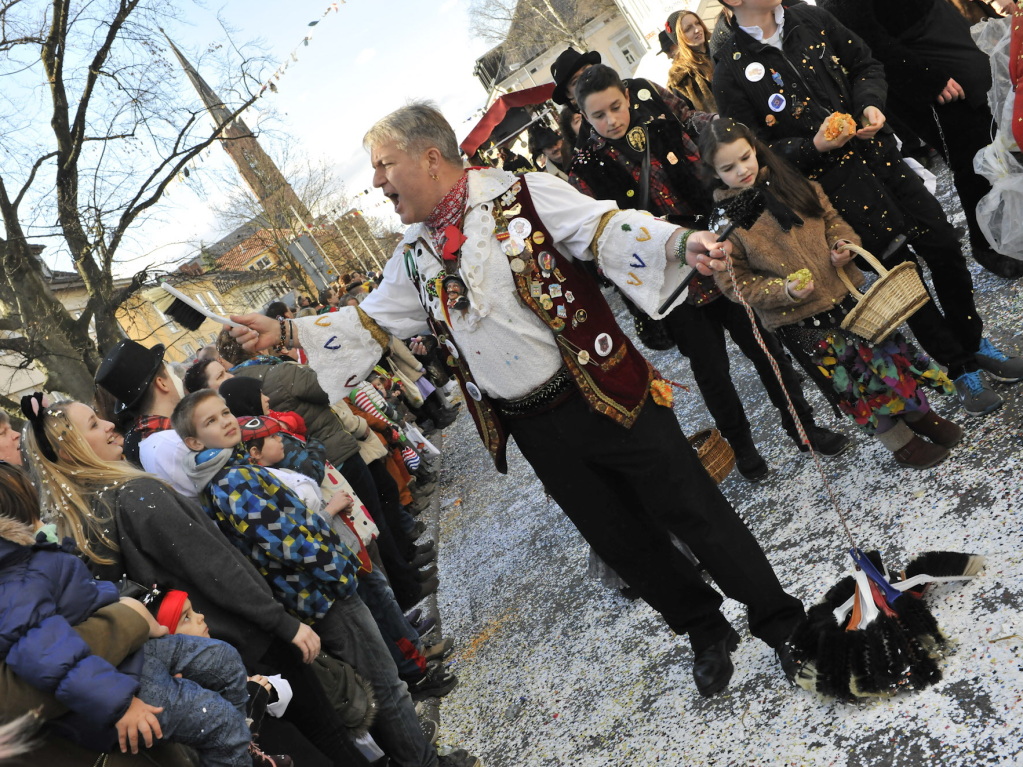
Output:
[
  {"xmin": 954, "ymin": 370, "xmax": 1003, "ymax": 416},
  {"xmin": 975, "ymin": 338, "xmax": 1023, "ymax": 383}
]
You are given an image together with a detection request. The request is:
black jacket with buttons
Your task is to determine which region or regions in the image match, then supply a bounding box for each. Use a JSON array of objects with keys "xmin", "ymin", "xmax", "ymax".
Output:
[{"xmin": 712, "ymin": 3, "xmax": 912, "ymax": 255}]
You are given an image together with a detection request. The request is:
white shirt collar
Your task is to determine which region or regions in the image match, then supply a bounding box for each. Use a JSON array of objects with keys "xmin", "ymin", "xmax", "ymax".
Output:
[{"xmin": 738, "ymin": 5, "xmax": 785, "ymax": 47}]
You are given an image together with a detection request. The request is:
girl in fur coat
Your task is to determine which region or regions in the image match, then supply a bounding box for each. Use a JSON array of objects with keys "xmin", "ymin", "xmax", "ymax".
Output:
[{"xmin": 700, "ymin": 119, "xmax": 960, "ymax": 470}]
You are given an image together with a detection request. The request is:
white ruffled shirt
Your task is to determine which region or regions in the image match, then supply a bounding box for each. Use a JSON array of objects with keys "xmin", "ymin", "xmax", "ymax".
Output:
[{"xmin": 296, "ymin": 169, "xmax": 692, "ymax": 404}]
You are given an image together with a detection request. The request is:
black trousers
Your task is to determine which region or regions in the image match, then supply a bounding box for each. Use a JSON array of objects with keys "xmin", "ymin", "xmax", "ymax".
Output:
[
  {"xmin": 874, "ymin": 139, "xmax": 984, "ymax": 375},
  {"xmin": 898, "ymin": 99, "xmax": 996, "ymax": 252},
  {"xmin": 508, "ymin": 395, "xmax": 805, "ymax": 652},
  {"xmin": 260, "ymin": 638, "xmax": 371, "ymax": 767},
  {"xmin": 663, "ymin": 298, "xmax": 815, "ymax": 445}
]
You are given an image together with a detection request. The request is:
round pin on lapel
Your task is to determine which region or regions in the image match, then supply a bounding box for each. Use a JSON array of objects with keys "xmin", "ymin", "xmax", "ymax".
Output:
[
  {"xmin": 508, "ymin": 217, "xmax": 532, "ymax": 239},
  {"xmin": 768, "ymin": 93, "xmax": 787, "ymax": 113},
  {"xmin": 509, "ymin": 257, "xmax": 527, "ymax": 273},
  {"xmin": 595, "ymin": 333, "xmax": 613, "ymax": 357},
  {"xmin": 466, "ymin": 382, "xmax": 482, "ymax": 401},
  {"xmin": 744, "ymin": 62, "xmax": 765, "ymax": 82}
]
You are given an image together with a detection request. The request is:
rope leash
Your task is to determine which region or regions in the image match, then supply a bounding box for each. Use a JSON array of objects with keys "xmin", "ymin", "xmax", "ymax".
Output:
[{"xmin": 721, "ymin": 256, "xmax": 861, "ymax": 552}]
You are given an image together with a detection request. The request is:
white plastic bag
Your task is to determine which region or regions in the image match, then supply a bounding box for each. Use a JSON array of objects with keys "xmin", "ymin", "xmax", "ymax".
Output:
[
  {"xmin": 972, "ymin": 16, "xmax": 1017, "ymax": 149},
  {"xmin": 973, "ymin": 131, "xmax": 1023, "ymax": 257}
]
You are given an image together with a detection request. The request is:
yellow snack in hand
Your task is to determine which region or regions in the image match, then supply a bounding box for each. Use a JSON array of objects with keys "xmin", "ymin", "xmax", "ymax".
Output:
[{"xmin": 787, "ymin": 268, "xmax": 813, "ymax": 290}]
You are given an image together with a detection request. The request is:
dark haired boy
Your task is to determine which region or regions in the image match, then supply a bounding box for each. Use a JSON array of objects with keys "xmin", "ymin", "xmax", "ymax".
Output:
[
  {"xmin": 712, "ymin": 0, "xmax": 1023, "ymax": 416},
  {"xmin": 569, "ymin": 62, "xmax": 849, "ymax": 476}
]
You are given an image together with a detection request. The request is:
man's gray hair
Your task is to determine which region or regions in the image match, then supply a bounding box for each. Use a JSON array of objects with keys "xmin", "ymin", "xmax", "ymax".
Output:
[{"xmin": 363, "ymin": 101, "xmax": 462, "ymax": 165}]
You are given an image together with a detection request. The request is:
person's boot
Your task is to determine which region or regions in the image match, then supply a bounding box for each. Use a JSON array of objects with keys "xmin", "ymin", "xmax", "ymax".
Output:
[
  {"xmin": 794, "ymin": 425, "xmax": 851, "ymax": 457},
  {"xmin": 877, "ymin": 421, "xmax": 948, "ymax": 470},
  {"xmin": 423, "ymin": 392, "xmax": 459, "ymax": 429},
  {"xmin": 905, "ymin": 411, "xmax": 963, "ymax": 449},
  {"xmin": 728, "ymin": 434, "xmax": 768, "ymax": 482}
]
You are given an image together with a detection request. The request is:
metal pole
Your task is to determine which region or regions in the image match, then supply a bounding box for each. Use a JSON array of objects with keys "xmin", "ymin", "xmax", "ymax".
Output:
[
  {"xmin": 347, "ymin": 214, "xmax": 384, "ymax": 271},
  {"xmin": 288, "ymin": 234, "xmax": 330, "ymax": 287},
  {"xmin": 333, "ymin": 220, "xmax": 371, "ymax": 273}
]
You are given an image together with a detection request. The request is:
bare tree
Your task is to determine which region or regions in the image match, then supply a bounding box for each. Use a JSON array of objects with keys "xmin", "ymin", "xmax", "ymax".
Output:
[
  {"xmin": 0, "ymin": 0, "xmax": 272, "ymax": 407},
  {"xmin": 206, "ymin": 147, "xmax": 356, "ymax": 293},
  {"xmin": 469, "ymin": 0, "xmax": 616, "ymax": 68}
]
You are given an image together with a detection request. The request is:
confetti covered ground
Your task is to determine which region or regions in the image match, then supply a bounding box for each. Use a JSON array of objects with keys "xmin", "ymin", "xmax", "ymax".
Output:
[{"xmin": 425, "ymin": 167, "xmax": 1023, "ymax": 766}]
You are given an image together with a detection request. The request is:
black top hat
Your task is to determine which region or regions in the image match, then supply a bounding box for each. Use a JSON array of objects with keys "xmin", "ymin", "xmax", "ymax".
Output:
[
  {"xmin": 551, "ymin": 46, "xmax": 602, "ymax": 105},
  {"xmin": 95, "ymin": 339, "xmax": 167, "ymax": 412}
]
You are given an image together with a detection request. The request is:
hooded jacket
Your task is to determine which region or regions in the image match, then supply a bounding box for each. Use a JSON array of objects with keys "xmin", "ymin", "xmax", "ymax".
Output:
[
  {"xmin": 198, "ymin": 447, "xmax": 360, "ymax": 622},
  {"xmin": 0, "ymin": 517, "xmax": 139, "ymax": 751},
  {"xmin": 0, "ymin": 602, "xmax": 194, "ymax": 766},
  {"xmin": 230, "ymin": 356, "xmax": 361, "ymax": 467},
  {"xmin": 88, "ymin": 477, "xmax": 301, "ymax": 667}
]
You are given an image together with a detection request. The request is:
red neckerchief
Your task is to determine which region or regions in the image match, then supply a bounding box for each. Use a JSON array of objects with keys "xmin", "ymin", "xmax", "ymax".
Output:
[
  {"xmin": 130, "ymin": 414, "xmax": 172, "ymax": 442},
  {"xmin": 425, "ymin": 174, "xmax": 469, "ymax": 260}
]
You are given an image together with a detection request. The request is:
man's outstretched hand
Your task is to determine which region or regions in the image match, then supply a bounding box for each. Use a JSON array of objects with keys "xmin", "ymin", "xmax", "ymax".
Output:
[
  {"xmin": 686, "ymin": 230, "xmax": 733, "ymax": 276},
  {"xmin": 229, "ymin": 313, "xmax": 293, "ymax": 353}
]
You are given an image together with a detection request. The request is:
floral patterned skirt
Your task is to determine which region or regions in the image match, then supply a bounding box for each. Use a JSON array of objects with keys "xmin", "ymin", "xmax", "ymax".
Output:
[{"xmin": 811, "ymin": 330, "xmax": 954, "ymax": 432}]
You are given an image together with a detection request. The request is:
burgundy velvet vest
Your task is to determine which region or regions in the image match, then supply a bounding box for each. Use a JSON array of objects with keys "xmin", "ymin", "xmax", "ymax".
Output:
[{"xmin": 412, "ymin": 176, "xmax": 655, "ymax": 473}]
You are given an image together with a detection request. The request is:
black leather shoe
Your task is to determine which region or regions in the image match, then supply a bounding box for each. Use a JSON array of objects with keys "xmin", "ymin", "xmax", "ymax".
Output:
[
  {"xmin": 692, "ymin": 628, "xmax": 740, "ymax": 697},
  {"xmin": 776, "ymin": 642, "xmax": 800, "ymax": 685},
  {"xmin": 731, "ymin": 439, "xmax": 768, "ymax": 482},
  {"xmin": 415, "ymin": 564, "xmax": 438, "ymax": 582},
  {"xmin": 410, "ymin": 549, "xmax": 437, "ymax": 568},
  {"xmin": 405, "ymin": 540, "xmax": 435, "ymax": 560},
  {"xmin": 973, "ymin": 245, "xmax": 1023, "ymax": 279},
  {"xmin": 799, "ymin": 426, "xmax": 851, "ymax": 458}
]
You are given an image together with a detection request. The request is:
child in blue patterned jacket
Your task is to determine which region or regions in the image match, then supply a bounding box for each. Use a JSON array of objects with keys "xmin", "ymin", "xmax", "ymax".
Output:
[{"xmin": 173, "ymin": 388, "xmax": 445, "ymax": 767}]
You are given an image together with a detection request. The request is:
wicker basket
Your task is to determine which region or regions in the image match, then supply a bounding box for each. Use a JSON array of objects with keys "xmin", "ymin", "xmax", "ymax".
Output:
[
  {"xmin": 837, "ymin": 243, "xmax": 930, "ymax": 343},
  {"xmin": 689, "ymin": 428, "xmax": 735, "ymax": 484}
]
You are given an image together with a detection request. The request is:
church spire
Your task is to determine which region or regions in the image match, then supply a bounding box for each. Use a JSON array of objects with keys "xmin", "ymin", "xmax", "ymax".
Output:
[{"xmin": 161, "ymin": 31, "xmax": 238, "ymax": 131}]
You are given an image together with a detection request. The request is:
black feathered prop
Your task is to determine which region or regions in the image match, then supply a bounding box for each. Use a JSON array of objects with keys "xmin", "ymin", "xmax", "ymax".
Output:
[
  {"xmin": 657, "ymin": 187, "xmax": 766, "ymax": 315},
  {"xmin": 787, "ymin": 548, "xmax": 984, "ymax": 702}
]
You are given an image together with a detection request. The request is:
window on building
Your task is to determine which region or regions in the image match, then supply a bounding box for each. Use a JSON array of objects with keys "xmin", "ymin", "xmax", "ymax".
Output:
[
  {"xmin": 615, "ymin": 33, "xmax": 640, "ymax": 66},
  {"xmin": 183, "ymin": 343, "xmax": 195, "ymax": 358},
  {"xmin": 248, "ymin": 255, "xmax": 274, "ymax": 271},
  {"xmin": 206, "ymin": 291, "xmax": 224, "ymax": 313},
  {"xmin": 155, "ymin": 304, "xmax": 179, "ymax": 333}
]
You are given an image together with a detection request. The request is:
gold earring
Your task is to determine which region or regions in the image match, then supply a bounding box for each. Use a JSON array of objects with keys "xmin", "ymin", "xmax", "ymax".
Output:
[{"xmin": 430, "ymin": 173, "xmax": 439, "ymax": 181}]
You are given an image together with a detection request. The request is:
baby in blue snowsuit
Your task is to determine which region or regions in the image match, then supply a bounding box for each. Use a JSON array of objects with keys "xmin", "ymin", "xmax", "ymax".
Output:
[{"xmin": 0, "ymin": 462, "xmax": 255, "ymax": 766}]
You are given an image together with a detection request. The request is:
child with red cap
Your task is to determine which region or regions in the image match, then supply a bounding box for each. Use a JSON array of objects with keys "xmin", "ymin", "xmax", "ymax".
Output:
[{"xmin": 0, "ymin": 461, "xmax": 290, "ymax": 766}]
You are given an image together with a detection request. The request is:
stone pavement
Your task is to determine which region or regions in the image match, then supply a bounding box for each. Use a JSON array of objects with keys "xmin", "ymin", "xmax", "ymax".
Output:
[{"xmin": 421, "ymin": 170, "xmax": 1023, "ymax": 765}]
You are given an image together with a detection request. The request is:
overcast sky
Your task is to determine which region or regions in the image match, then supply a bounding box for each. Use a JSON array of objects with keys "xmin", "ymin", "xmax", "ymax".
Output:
[{"xmin": 139, "ymin": 0, "xmax": 495, "ymax": 269}]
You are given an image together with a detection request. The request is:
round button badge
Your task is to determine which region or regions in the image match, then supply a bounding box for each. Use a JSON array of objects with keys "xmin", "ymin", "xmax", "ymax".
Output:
[
  {"xmin": 768, "ymin": 93, "xmax": 787, "ymax": 113},
  {"xmin": 508, "ymin": 217, "xmax": 532, "ymax": 240},
  {"xmin": 466, "ymin": 382, "xmax": 482, "ymax": 401},
  {"xmin": 745, "ymin": 62, "xmax": 766, "ymax": 82}
]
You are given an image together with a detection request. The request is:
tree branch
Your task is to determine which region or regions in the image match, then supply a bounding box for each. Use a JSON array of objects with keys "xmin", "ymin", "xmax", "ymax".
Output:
[{"xmin": 12, "ymin": 151, "xmax": 58, "ymax": 212}]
